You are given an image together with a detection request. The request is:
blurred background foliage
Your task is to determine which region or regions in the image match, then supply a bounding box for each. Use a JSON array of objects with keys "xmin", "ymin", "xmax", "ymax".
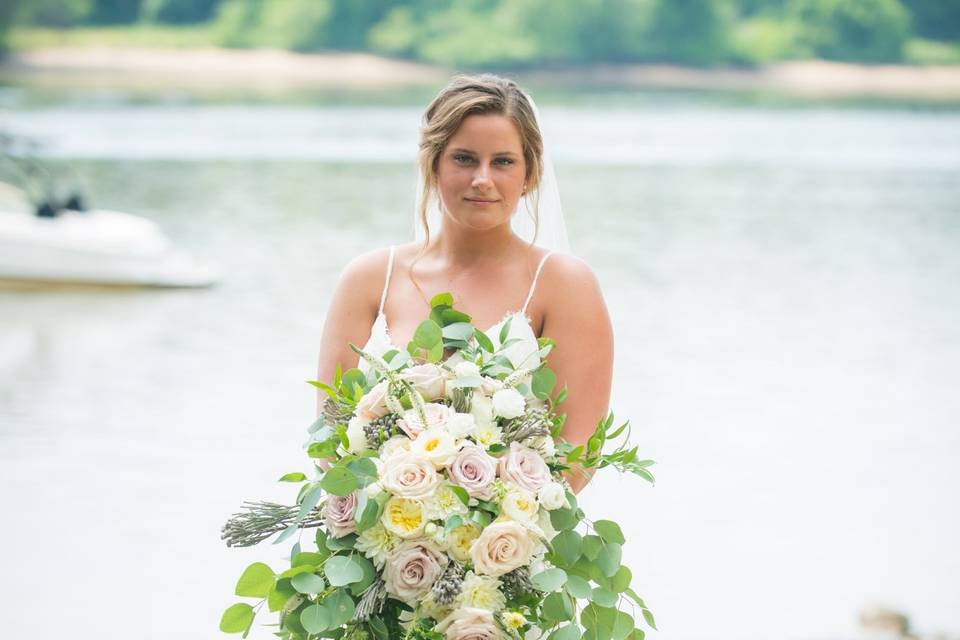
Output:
[{"xmin": 2, "ymin": 0, "xmax": 959, "ymax": 66}]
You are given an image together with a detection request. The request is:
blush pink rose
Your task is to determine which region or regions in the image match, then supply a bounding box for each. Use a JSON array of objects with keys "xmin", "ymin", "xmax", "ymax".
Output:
[
  {"xmin": 400, "ymin": 363, "xmax": 446, "ymax": 401},
  {"xmin": 356, "ymin": 381, "xmax": 391, "ymax": 422},
  {"xmin": 498, "ymin": 441, "xmax": 551, "ymax": 493},
  {"xmin": 383, "ymin": 539, "xmax": 448, "ymax": 603},
  {"xmin": 323, "ymin": 491, "xmax": 358, "ymax": 538},
  {"xmin": 380, "ymin": 451, "xmax": 439, "ymax": 499},
  {"xmin": 435, "ymin": 608, "xmax": 499, "ymax": 640},
  {"xmin": 470, "ymin": 520, "xmax": 536, "ymax": 577},
  {"xmin": 448, "ymin": 443, "xmax": 497, "ymax": 500}
]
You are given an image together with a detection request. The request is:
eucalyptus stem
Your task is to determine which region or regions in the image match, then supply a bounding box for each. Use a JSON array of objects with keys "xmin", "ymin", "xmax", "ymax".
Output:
[{"xmin": 221, "ymin": 501, "xmax": 324, "ymax": 548}]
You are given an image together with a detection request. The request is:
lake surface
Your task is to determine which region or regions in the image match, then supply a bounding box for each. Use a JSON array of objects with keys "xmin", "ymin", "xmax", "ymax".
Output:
[{"xmin": 1, "ymin": 86, "xmax": 959, "ymax": 640}]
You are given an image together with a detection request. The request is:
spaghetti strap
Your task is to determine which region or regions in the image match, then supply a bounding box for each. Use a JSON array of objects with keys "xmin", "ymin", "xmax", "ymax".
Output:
[
  {"xmin": 521, "ymin": 251, "xmax": 554, "ymax": 315},
  {"xmin": 378, "ymin": 245, "xmax": 395, "ymax": 316}
]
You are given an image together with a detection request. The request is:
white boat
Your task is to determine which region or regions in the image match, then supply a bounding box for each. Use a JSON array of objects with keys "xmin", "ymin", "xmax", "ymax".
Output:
[{"xmin": 0, "ymin": 183, "xmax": 220, "ymax": 288}]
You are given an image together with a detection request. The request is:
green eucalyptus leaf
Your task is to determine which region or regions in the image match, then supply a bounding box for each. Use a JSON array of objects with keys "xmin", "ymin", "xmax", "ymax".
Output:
[
  {"xmin": 542, "ymin": 591, "xmax": 574, "ymax": 623},
  {"xmin": 550, "ymin": 506, "xmax": 579, "ymax": 531},
  {"xmin": 597, "ymin": 542, "xmax": 623, "ymax": 577},
  {"xmin": 531, "ymin": 567, "xmax": 567, "ymax": 592},
  {"xmin": 532, "ymin": 366, "xmax": 558, "ymax": 400},
  {"xmin": 564, "ymin": 574, "xmax": 592, "ymax": 599},
  {"xmin": 219, "ymin": 603, "xmax": 254, "ymax": 634},
  {"xmin": 498, "ymin": 316, "xmax": 513, "ymax": 345},
  {"xmin": 300, "ymin": 604, "xmax": 331, "ymax": 634},
  {"xmin": 279, "ymin": 472, "xmax": 307, "ymax": 482},
  {"xmin": 548, "ymin": 625, "xmax": 581, "ymax": 640},
  {"xmin": 291, "ymin": 572, "xmax": 325, "ymax": 594},
  {"xmin": 441, "ymin": 308, "xmax": 472, "ymax": 324},
  {"xmin": 235, "ymin": 562, "xmax": 274, "ymax": 598},
  {"xmin": 292, "ymin": 552, "xmax": 326, "ymax": 568},
  {"xmin": 612, "ymin": 611, "xmax": 635, "ymax": 640},
  {"xmin": 610, "ymin": 565, "xmax": 632, "ymax": 593},
  {"xmin": 413, "ymin": 320, "xmax": 442, "ymax": 348},
  {"xmin": 325, "ymin": 588, "xmax": 356, "ymax": 627},
  {"xmin": 347, "ymin": 457, "xmax": 378, "ymax": 480},
  {"xmin": 297, "ymin": 484, "xmax": 324, "ymax": 521},
  {"xmin": 325, "ymin": 532, "xmax": 357, "ymax": 551},
  {"xmin": 442, "ymin": 322, "xmax": 475, "ymax": 341},
  {"xmin": 594, "ymin": 520, "xmax": 625, "ymax": 545},
  {"xmin": 370, "ymin": 615, "xmax": 390, "ymax": 640},
  {"xmin": 430, "ymin": 292, "xmax": 454, "ymax": 308},
  {"xmin": 320, "ymin": 467, "xmax": 359, "ymax": 497},
  {"xmin": 324, "ymin": 555, "xmax": 364, "ymax": 586},
  {"xmin": 592, "ymin": 587, "xmax": 618, "ymax": 607},
  {"xmin": 348, "ymin": 555, "xmax": 376, "ymax": 596},
  {"xmin": 474, "ymin": 330, "xmax": 495, "ymax": 353},
  {"xmin": 582, "ymin": 534, "xmax": 604, "ymax": 561},
  {"xmin": 551, "ymin": 530, "xmax": 582, "ymax": 567},
  {"xmin": 641, "ymin": 608, "xmax": 657, "ymax": 631}
]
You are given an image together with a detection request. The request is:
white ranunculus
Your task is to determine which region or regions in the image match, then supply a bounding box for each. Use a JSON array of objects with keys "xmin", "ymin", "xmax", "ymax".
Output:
[
  {"xmin": 447, "ymin": 412, "xmax": 475, "ymax": 439},
  {"xmin": 435, "ymin": 607, "xmax": 500, "ymax": 640},
  {"xmin": 470, "ymin": 520, "xmax": 536, "ymax": 577},
  {"xmin": 469, "ymin": 394, "xmax": 496, "ymax": 429},
  {"xmin": 380, "ymin": 451, "xmax": 439, "ymax": 500},
  {"xmin": 501, "ymin": 486, "xmax": 539, "ymax": 522},
  {"xmin": 537, "ymin": 482, "xmax": 567, "ymax": 511},
  {"xmin": 492, "ymin": 388, "xmax": 525, "ymax": 419},
  {"xmin": 345, "ymin": 416, "xmax": 369, "ymax": 454},
  {"xmin": 412, "ymin": 426, "xmax": 459, "ymax": 468},
  {"xmin": 454, "ymin": 361, "xmax": 481, "ymax": 379},
  {"xmin": 401, "ymin": 363, "xmax": 446, "ymax": 401}
]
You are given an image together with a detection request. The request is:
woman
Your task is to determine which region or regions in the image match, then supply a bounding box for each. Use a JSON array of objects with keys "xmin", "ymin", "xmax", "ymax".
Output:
[{"xmin": 315, "ymin": 74, "xmax": 612, "ymax": 493}]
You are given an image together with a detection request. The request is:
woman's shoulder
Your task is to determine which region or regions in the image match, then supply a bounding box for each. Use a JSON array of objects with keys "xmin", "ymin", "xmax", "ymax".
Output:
[{"xmin": 539, "ymin": 251, "xmax": 605, "ymax": 305}]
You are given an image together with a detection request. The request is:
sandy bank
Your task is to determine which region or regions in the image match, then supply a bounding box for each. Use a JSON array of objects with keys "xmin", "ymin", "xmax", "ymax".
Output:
[{"xmin": 3, "ymin": 47, "xmax": 960, "ymax": 100}]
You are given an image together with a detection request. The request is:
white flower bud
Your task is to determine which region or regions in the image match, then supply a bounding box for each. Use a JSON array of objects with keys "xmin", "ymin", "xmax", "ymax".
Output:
[
  {"xmin": 454, "ymin": 361, "xmax": 481, "ymax": 379},
  {"xmin": 492, "ymin": 388, "xmax": 525, "ymax": 420}
]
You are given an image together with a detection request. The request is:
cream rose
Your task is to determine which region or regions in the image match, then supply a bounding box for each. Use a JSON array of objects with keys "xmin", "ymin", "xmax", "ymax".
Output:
[
  {"xmin": 401, "ymin": 363, "xmax": 446, "ymax": 401},
  {"xmin": 356, "ymin": 381, "xmax": 390, "ymax": 421},
  {"xmin": 323, "ymin": 491, "xmax": 358, "ymax": 538},
  {"xmin": 498, "ymin": 442, "xmax": 551, "ymax": 493},
  {"xmin": 470, "ymin": 520, "xmax": 536, "ymax": 577},
  {"xmin": 448, "ymin": 443, "xmax": 497, "ymax": 500},
  {"xmin": 436, "ymin": 607, "xmax": 500, "ymax": 640},
  {"xmin": 398, "ymin": 403, "xmax": 454, "ymax": 439},
  {"xmin": 383, "ymin": 539, "xmax": 448, "ymax": 603},
  {"xmin": 380, "ymin": 451, "xmax": 439, "ymax": 499}
]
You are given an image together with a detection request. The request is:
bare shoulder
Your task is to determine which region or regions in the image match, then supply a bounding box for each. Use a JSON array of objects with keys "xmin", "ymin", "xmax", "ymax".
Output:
[{"xmin": 540, "ymin": 252, "xmax": 605, "ymax": 303}]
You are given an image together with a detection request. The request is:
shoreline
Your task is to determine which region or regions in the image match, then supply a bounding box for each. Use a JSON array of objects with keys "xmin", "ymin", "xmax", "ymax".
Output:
[{"xmin": 2, "ymin": 47, "xmax": 960, "ymax": 101}]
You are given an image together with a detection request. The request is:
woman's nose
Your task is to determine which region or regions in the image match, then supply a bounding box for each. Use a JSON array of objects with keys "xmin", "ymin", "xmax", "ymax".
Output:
[{"xmin": 472, "ymin": 164, "xmax": 492, "ymax": 187}]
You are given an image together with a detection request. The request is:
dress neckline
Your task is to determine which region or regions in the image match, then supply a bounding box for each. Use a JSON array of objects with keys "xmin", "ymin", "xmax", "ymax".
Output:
[{"xmin": 373, "ymin": 308, "xmax": 531, "ymax": 353}]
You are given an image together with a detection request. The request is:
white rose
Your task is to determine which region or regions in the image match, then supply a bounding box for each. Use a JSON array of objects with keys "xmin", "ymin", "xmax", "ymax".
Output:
[
  {"xmin": 345, "ymin": 416, "xmax": 369, "ymax": 454},
  {"xmin": 412, "ymin": 427, "xmax": 459, "ymax": 468},
  {"xmin": 401, "ymin": 363, "xmax": 446, "ymax": 401},
  {"xmin": 454, "ymin": 361, "xmax": 481, "ymax": 379},
  {"xmin": 537, "ymin": 482, "xmax": 567, "ymax": 511},
  {"xmin": 501, "ymin": 486, "xmax": 539, "ymax": 522},
  {"xmin": 470, "ymin": 520, "xmax": 536, "ymax": 577},
  {"xmin": 380, "ymin": 451, "xmax": 439, "ymax": 500},
  {"xmin": 492, "ymin": 388, "xmax": 525, "ymax": 419}
]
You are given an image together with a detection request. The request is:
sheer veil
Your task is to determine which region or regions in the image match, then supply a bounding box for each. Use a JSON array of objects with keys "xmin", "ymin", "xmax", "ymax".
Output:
[{"xmin": 412, "ymin": 92, "xmax": 572, "ymax": 255}]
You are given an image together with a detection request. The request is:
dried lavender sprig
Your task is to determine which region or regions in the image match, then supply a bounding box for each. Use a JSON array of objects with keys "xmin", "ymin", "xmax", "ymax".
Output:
[
  {"xmin": 353, "ymin": 579, "xmax": 387, "ymax": 621},
  {"xmin": 220, "ymin": 501, "xmax": 323, "ymax": 548}
]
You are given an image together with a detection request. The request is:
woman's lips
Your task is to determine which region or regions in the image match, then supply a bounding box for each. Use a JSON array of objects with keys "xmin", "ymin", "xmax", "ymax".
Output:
[{"xmin": 465, "ymin": 198, "xmax": 499, "ymax": 205}]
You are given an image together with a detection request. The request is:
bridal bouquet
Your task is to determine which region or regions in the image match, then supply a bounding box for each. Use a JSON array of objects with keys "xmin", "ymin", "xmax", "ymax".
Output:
[{"xmin": 220, "ymin": 294, "xmax": 656, "ymax": 640}]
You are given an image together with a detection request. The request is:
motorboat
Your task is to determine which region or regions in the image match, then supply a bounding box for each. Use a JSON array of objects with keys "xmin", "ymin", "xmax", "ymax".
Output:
[{"xmin": 0, "ymin": 181, "xmax": 220, "ymax": 288}]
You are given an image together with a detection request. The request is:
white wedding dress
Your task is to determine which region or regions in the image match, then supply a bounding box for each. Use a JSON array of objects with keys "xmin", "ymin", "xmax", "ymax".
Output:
[{"xmin": 357, "ymin": 245, "xmax": 554, "ymax": 376}]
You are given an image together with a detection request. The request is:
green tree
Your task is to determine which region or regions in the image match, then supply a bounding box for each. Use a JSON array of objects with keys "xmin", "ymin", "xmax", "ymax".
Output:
[
  {"xmin": 902, "ymin": 0, "xmax": 960, "ymax": 41},
  {"xmin": 645, "ymin": 0, "xmax": 736, "ymax": 65},
  {"xmin": 790, "ymin": 0, "xmax": 910, "ymax": 62},
  {"xmin": 15, "ymin": 0, "xmax": 93, "ymax": 27},
  {"xmin": 140, "ymin": 0, "xmax": 219, "ymax": 24}
]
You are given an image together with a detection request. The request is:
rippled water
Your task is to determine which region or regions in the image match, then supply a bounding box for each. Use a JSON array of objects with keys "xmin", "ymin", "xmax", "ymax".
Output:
[{"xmin": 1, "ymin": 88, "xmax": 959, "ymax": 640}]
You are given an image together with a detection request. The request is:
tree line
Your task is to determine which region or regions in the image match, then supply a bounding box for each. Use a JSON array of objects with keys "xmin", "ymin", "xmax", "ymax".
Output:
[{"xmin": 3, "ymin": 0, "xmax": 959, "ymax": 66}]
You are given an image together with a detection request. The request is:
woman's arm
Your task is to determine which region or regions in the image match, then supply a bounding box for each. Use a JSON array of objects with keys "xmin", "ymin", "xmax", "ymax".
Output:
[
  {"xmin": 315, "ymin": 248, "xmax": 389, "ymax": 417},
  {"xmin": 538, "ymin": 255, "xmax": 615, "ymax": 494}
]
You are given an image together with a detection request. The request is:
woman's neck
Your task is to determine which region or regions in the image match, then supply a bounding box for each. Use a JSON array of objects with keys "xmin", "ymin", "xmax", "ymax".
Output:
[{"xmin": 426, "ymin": 219, "xmax": 523, "ymax": 268}]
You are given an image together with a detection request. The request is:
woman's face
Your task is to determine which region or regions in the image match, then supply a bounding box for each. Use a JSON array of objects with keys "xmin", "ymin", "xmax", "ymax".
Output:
[{"xmin": 435, "ymin": 113, "xmax": 527, "ymax": 233}]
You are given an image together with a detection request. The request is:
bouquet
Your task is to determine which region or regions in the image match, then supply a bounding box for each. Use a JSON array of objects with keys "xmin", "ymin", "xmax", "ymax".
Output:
[{"xmin": 220, "ymin": 293, "xmax": 656, "ymax": 640}]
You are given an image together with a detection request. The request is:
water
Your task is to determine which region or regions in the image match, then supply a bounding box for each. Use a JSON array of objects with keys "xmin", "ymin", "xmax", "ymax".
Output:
[{"xmin": 1, "ymin": 87, "xmax": 959, "ymax": 639}]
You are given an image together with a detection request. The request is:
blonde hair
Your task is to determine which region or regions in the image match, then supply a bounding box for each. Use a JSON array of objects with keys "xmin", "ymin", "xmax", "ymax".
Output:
[{"xmin": 416, "ymin": 73, "xmax": 545, "ymax": 249}]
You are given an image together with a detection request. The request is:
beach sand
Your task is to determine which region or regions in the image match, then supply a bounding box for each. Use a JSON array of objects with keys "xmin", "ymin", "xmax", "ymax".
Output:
[{"xmin": 2, "ymin": 46, "xmax": 960, "ymax": 100}]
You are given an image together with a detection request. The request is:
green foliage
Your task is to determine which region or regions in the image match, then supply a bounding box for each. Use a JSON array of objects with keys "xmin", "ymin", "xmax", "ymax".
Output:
[
  {"xmin": 790, "ymin": 0, "xmax": 911, "ymax": 62},
  {"xmin": 235, "ymin": 562, "xmax": 274, "ymax": 597},
  {"xmin": 219, "ymin": 602, "xmax": 254, "ymax": 634},
  {"xmin": 141, "ymin": 0, "xmax": 218, "ymax": 24},
  {"xmin": 15, "ymin": 0, "xmax": 92, "ymax": 27},
  {"xmin": 902, "ymin": 0, "xmax": 960, "ymax": 41}
]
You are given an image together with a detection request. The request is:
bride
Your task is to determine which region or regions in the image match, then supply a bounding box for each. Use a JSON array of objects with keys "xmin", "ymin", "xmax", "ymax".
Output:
[{"xmin": 315, "ymin": 73, "xmax": 613, "ymax": 493}]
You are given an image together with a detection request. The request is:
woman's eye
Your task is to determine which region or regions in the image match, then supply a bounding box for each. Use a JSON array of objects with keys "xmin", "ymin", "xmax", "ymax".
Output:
[
  {"xmin": 453, "ymin": 154, "xmax": 474, "ymax": 164},
  {"xmin": 495, "ymin": 158, "xmax": 513, "ymax": 165}
]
